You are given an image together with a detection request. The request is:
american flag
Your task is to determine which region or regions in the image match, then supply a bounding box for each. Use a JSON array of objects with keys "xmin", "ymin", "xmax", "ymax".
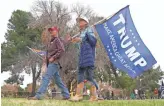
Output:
[{"xmin": 26, "ymin": 46, "xmax": 46, "ymax": 59}]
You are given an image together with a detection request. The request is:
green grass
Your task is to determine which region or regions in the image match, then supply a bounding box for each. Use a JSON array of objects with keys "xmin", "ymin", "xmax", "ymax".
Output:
[{"xmin": 1, "ymin": 98, "xmax": 164, "ymax": 106}]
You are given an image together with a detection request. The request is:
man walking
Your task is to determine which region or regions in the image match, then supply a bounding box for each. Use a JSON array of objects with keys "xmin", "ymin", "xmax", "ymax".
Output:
[{"xmin": 28, "ymin": 26, "xmax": 70, "ymax": 100}]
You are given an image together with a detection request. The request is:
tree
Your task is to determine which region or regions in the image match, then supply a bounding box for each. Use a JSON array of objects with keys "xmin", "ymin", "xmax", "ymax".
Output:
[
  {"xmin": 5, "ymin": 73, "xmax": 24, "ymax": 85},
  {"xmin": 1, "ymin": 10, "xmax": 42, "ymax": 96},
  {"xmin": 29, "ymin": 0, "xmax": 76, "ymax": 90},
  {"xmin": 137, "ymin": 66, "xmax": 164, "ymax": 91},
  {"xmin": 29, "ymin": 1, "xmax": 110, "ymax": 91}
]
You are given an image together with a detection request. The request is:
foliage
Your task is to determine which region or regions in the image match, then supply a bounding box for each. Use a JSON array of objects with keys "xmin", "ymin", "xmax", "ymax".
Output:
[
  {"xmin": 1, "ymin": 9, "xmax": 42, "ymax": 95},
  {"xmin": 138, "ymin": 66, "xmax": 164, "ymax": 91}
]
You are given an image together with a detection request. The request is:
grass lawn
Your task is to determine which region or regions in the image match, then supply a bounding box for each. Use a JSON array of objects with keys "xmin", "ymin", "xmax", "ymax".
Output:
[{"xmin": 1, "ymin": 98, "xmax": 164, "ymax": 106}]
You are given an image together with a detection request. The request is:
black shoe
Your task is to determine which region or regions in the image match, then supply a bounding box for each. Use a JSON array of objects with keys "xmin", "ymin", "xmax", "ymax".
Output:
[
  {"xmin": 28, "ymin": 96, "xmax": 39, "ymax": 100},
  {"xmin": 62, "ymin": 97, "xmax": 70, "ymax": 100}
]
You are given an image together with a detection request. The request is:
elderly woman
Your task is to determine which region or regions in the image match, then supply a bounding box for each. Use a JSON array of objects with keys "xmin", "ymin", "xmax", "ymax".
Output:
[{"xmin": 69, "ymin": 16, "xmax": 98, "ymax": 101}]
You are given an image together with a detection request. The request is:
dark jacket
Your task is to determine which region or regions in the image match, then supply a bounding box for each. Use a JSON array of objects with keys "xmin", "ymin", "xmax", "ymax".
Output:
[
  {"xmin": 47, "ymin": 37, "xmax": 65, "ymax": 62},
  {"xmin": 79, "ymin": 33, "xmax": 97, "ymax": 68}
]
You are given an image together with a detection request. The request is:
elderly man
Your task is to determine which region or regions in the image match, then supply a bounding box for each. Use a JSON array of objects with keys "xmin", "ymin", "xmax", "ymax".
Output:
[
  {"xmin": 69, "ymin": 16, "xmax": 98, "ymax": 101},
  {"xmin": 28, "ymin": 26, "xmax": 70, "ymax": 100}
]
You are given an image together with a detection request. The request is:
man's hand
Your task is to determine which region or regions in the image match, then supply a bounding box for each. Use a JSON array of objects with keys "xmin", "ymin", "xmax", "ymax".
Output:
[
  {"xmin": 49, "ymin": 57, "xmax": 54, "ymax": 62},
  {"xmin": 42, "ymin": 56, "xmax": 47, "ymax": 63}
]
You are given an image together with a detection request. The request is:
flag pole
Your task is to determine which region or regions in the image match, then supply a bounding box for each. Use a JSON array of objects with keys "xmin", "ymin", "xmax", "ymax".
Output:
[
  {"xmin": 71, "ymin": 14, "xmax": 114, "ymax": 39},
  {"xmin": 26, "ymin": 46, "xmax": 44, "ymax": 59}
]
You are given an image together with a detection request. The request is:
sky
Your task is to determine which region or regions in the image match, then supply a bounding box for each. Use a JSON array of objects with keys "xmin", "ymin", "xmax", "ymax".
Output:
[{"xmin": 1, "ymin": 0, "xmax": 164, "ymax": 88}]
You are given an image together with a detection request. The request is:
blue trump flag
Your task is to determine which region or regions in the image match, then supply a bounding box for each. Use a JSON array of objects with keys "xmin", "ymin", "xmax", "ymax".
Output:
[{"xmin": 95, "ymin": 5, "xmax": 157, "ymax": 78}]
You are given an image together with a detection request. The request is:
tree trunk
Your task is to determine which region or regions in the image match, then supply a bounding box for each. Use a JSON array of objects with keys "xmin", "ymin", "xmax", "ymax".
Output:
[
  {"xmin": 67, "ymin": 80, "xmax": 71, "ymax": 92},
  {"xmin": 31, "ymin": 78, "xmax": 36, "ymax": 96},
  {"xmin": 110, "ymin": 63, "xmax": 118, "ymax": 78},
  {"xmin": 31, "ymin": 63, "xmax": 41, "ymax": 96},
  {"xmin": 31, "ymin": 67, "xmax": 36, "ymax": 96}
]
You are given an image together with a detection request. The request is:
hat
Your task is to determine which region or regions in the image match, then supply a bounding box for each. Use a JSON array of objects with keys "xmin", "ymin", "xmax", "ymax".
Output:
[
  {"xmin": 48, "ymin": 26, "xmax": 59, "ymax": 32},
  {"xmin": 76, "ymin": 16, "xmax": 89, "ymax": 23}
]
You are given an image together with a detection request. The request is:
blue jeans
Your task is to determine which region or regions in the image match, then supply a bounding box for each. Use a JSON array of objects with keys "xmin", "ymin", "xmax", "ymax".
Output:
[
  {"xmin": 35, "ymin": 63, "xmax": 70, "ymax": 99},
  {"xmin": 78, "ymin": 66, "xmax": 98, "ymax": 89}
]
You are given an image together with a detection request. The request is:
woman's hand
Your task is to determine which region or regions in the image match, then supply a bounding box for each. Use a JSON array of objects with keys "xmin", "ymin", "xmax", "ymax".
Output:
[
  {"xmin": 71, "ymin": 37, "xmax": 81, "ymax": 43},
  {"xmin": 65, "ymin": 34, "xmax": 81, "ymax": 43}
]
